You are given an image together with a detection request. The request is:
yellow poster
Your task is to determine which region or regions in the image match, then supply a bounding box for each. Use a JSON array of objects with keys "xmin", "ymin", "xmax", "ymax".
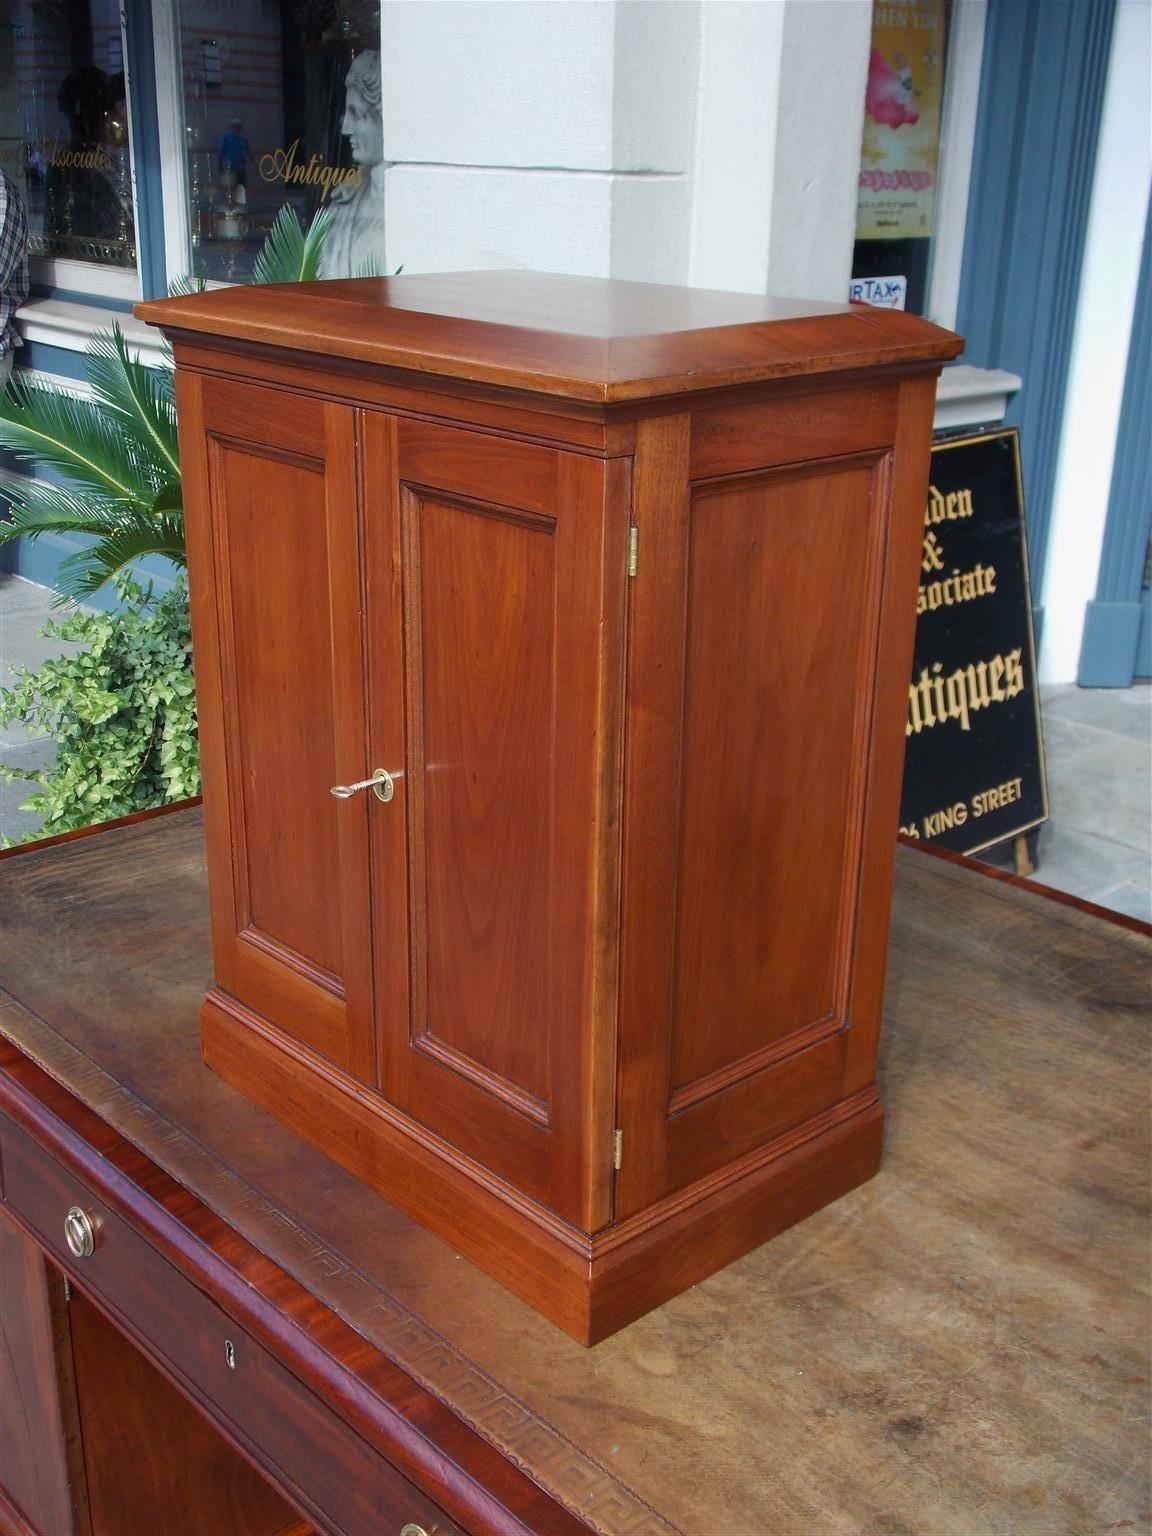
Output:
[{"xmin": 856, "ymin": 0, "xmax": 947, "ymax": 242}]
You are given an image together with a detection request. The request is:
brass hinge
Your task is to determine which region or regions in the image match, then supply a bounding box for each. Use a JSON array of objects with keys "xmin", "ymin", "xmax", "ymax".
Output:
[
  {"xmin": 627, "ymin": 525, "xmax": 639, "ymax": 578},
  {"xmin": 62, "ymin": 1274, "xmax": 72, "ymax": 1303},
  {"xmin": 613, "ymin": 1129, "xmax": 624, "ymax": 1170}
]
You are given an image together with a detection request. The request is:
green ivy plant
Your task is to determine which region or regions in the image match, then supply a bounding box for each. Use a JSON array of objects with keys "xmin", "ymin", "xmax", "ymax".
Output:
[{"xmin": 0, "ymin": 576, "xmax": 199, "ymax": 841}]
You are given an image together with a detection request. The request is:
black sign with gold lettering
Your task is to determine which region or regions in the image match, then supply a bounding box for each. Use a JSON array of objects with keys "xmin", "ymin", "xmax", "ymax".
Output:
[{"xmin": 899, "ymin": 428, "xmax": 1049, "ymax": 854}]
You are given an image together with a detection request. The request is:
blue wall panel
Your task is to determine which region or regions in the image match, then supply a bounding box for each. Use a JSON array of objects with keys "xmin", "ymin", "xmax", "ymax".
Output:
[
  {"xmin": 1078, "ymin": 194, "xmax": 1152, "ymax": 686},
  {"xmin": 1, "ymin": 531, "xmax": 178, "ymax": 612},
  {"xmin": 13, "ymin": 340, "xmax": 89, "ymax": 382}
]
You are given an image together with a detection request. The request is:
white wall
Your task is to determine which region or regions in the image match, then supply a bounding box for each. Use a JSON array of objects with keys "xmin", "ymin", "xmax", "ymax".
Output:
[
  {"xmin": 380, "ymin": 0, "xmax": 872, "ymax": 299},
  {"xmin": 1039, "ymin": 0, "xmax": 1152, "ymax": 684},
  {"xmin": 381, "ymin": 0, "xmax": 695, "ymax": 280}
]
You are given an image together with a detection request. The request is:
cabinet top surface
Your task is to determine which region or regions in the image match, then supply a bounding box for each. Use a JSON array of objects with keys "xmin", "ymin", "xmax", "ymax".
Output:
[{"xmin": 135, "ymin": 269, "xmax": 962, "ymax": 403}]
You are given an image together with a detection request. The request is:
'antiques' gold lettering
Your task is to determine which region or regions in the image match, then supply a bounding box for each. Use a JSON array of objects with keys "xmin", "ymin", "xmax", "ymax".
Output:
[
  {"xmin": 906, "ymin": 647, "xmax": 1026, "ymax": 736},
  {"xmin": 258, "ymin": 140, "xmax": 363, "ymax": 199}
]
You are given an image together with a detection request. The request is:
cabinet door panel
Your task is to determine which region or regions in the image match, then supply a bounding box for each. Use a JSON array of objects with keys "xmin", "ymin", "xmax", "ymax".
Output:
[
  {"xmin": 363, "ymin": 416, "xmax": 625, "ymax": 1228},
  {"xmin": 176, "ymin": 375, "xmax": 374, "ymax": 1081},
  {"xmin": 617, "ymin": 413, "xmax": 898, "ymax": 1213},
  {"xmin": 414, "ymin": 493, "xmax": 556, "ymax": 1113},
  {"xmin": 0, "ymin": 1212, "xmax": 84, "ymax": 1536},
  {"xmin": 215, "ymin": 443, "xmax": 345, "ymax": 983}
]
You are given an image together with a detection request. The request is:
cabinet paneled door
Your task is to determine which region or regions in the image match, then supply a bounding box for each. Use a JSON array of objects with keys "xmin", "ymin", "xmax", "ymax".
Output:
[{"xmin": 142, "ymin": 270, "xmax": 962, "ymax": 1341}]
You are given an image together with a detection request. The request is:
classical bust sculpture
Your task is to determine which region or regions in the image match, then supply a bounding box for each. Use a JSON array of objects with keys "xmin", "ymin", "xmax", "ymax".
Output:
[{"xmin": 319, "ymin": 50, "xmax": 387, "ymax": 279}]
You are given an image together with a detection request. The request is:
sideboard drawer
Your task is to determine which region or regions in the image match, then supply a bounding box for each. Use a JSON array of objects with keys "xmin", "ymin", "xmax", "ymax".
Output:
[{"xmin": 1, "ymin": 1114, "xmax": 465, "ymax": 1536}]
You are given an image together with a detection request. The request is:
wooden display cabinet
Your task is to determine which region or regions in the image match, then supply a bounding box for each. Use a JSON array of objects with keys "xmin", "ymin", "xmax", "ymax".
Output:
[{"xmin": 137, "ymin": 272, "xmax": 961, "ymax": 1343}]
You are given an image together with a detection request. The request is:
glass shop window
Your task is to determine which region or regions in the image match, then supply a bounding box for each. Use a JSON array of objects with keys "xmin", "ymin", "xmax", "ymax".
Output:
[
  {"xmin": 8, "ymin": 0, "xmax": 137, "ymax": 273},
  {"xmin": 851, "ymin": 0, "xmax": 949, "ymax": 316},
  {"xmin": 175, "ymin": 1, "xmax": 384, "ymax": 284}
]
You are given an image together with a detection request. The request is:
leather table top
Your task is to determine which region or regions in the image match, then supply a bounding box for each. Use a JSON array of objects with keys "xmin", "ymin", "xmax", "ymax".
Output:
[{"xmin": 1, "ymin": 808, "xmax": 1148, "ymax": 1536}]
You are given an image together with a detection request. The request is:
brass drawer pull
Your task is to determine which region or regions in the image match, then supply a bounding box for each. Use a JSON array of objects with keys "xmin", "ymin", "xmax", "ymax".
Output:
[
  {"xmin": 400, "ymin": 1526, "xmax": 429, "ymax": 1536},
  {"xmin": 330, "ymin": 768, "xmax": 394, "ymax": 803},
  {"xmin": 64, "ymin": 1205, "xmax": 96, "ymax": 1259}
]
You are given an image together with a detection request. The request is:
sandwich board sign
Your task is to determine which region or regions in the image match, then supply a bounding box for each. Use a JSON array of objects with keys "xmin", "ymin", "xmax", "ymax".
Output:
[{"xmin": 898, "ymin": 428, "xmax": 1049, "ymax": 856}]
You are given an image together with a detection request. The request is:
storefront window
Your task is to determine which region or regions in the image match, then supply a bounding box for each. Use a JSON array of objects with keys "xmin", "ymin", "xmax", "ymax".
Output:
[
  {"xmin": 175, "ymin": 1, "xmax": 383, "ymax": 283},
  {"xmin": 9, "ymin": 0, "xmax": 137, "ymax": 271},
  {"xmin": 851, "ymin": 0, "xmax": 948, "ymax": 315}
]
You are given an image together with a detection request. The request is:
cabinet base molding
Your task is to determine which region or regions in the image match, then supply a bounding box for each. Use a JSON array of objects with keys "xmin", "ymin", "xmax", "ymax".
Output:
[{"xmin": 202, "ymin": 990, "xmax": 884, "ymax": 1344}]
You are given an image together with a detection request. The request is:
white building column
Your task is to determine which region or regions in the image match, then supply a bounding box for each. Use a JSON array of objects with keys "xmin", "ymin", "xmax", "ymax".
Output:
[
  {"xmin": 765, "ymin": 0, "xmax": 873, "ymax": 301},
  {"xmin": 379, "ymin": 0, "xmax": 871, "ymax": 301}
]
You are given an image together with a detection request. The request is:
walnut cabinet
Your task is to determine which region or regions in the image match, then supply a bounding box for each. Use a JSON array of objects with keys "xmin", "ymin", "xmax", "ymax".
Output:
[{"xmin": 138, "ymin": 272, "xmax": 961, "ymax": 1342}]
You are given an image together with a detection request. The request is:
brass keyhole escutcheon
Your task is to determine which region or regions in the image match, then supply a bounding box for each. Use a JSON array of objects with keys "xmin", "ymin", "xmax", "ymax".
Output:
[{"xmin": 330, "ymin": 768, "xmax": 394, "ymax": 803}]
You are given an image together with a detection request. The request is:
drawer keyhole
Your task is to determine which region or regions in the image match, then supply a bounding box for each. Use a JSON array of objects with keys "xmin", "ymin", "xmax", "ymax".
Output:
[{"xmin": 224, "ymin": 1339, "xmax": 237, "ymax": 1370}]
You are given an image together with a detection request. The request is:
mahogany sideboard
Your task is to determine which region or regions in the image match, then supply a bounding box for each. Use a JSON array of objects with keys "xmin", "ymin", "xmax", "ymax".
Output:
[
  {"xmin": 1, "ymin": 807, "xmax": 1148, "ymax": 1536},
  {"xmin": 134, "ymin": 272, "xmax": 962, "ymax": 1340}
]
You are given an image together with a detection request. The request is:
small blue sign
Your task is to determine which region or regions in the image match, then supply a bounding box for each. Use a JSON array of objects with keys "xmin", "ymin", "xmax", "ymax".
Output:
[{"xmin": 848, "ymin": 275, "xmax": 908, "ymax": 310}]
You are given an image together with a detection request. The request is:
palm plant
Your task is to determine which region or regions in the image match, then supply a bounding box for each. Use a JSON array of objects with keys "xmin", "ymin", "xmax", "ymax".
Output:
[
  {"xmin": 0, "ymin": 204, "xmax": 343, "ymax": 600},
  {"xmin": 251, "ymin": 201, "xmax": 333, "ymax": 284},
  {"xmin": 1, "ymin": 327, "xmax": 184, "ymax": 600}
]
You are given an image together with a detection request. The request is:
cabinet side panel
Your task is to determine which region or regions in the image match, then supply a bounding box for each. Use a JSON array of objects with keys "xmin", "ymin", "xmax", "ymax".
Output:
[
  {"xmin": 670, "ymin": 463, "xmax": 877, "ymax": 1096},
  {"xmin": 617, "ymin": 397, "xmax": 911, "ymax": 1215},
  {"xmin": 409, "ymin": 493, "xmax": 556, "ymax": 1110}
]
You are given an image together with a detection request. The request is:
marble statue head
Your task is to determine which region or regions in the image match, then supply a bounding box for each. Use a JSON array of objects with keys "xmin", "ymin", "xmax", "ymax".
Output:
[
  {"xmin": 341, "ymin": 50, "xmax": 384, "ymax": 168},
  {"xmin": 318, "ymin": 48, "xmax": 386, "ymax": 280}
]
